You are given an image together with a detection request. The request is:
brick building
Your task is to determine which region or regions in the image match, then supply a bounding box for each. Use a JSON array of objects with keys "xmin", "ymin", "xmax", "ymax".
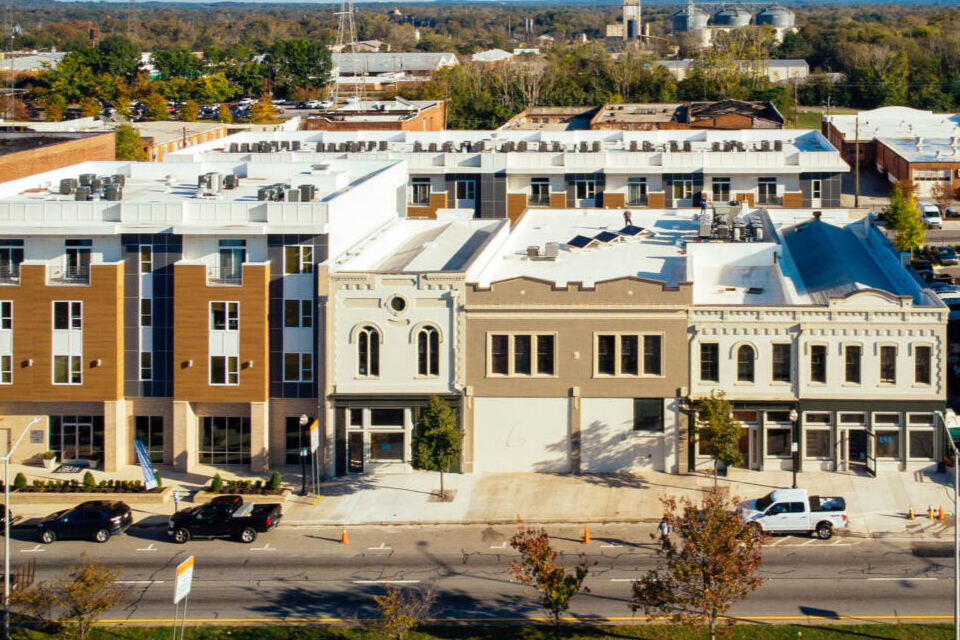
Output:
[
  {"xmin": 304, "ymin": 99, "xmax": 445, "ymax": 132},
  {"xmin": 0, "ymin": 132, "xmax": 115, "ymax": 182}
]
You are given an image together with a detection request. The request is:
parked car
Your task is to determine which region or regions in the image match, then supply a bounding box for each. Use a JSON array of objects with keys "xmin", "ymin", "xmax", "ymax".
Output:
[
  {"xmin": 932, "ymin": 273, "xmax": 956, "ymax": 284},
  {"xmin": 940, "ymin": 293, "xmax": 960, "ymax": 321},
  {"xmin": 167, "ymin": 494, "xmax": 281, "ymax": 543},
  {"xmin": 931, "ymin": 282, "xmax": 960, "ymax": 295},
  {"xmin": 739, "ymin": 489, "xmax": 847, "ymax": 540},
  {"xmin": 920, "ymin": 202, "xmax": 943, "ymax": 229},
  {"xmin": 37, "ymin": 500, "xmax": 132, "ymax": 544},
  {"xmin": 913, "ymin": 260, "xmax": 934, "ymax": 280},
  {"xmin": 939, "ymin": 246, "xmax": 959, "ymax": 266}
]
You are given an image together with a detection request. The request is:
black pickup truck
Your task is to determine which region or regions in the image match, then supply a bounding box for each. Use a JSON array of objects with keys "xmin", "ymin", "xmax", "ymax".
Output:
[{"xmin": 167, "ymin": 495, "xmax": 281, "ymax": 544}]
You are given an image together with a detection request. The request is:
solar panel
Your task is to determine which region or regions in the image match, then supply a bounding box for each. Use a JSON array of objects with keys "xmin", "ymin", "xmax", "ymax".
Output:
[
  {"xmin": 619, "ymin": 225, "xmax": 645, "ymax": 236},
  {"xmin": 566, "ymin": 235, "xmax": 593, "ymax": 249},
  {"xmin": 593, "ymin": 231, "xmax": 620, "ymax": 244}
]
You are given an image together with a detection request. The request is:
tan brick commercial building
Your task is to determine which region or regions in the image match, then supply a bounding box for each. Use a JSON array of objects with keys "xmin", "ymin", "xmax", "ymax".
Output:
[
  {"xmin": 0, "ymin": 132, "xmax": 115, "ymax": 183},
  {"xmin": 305, "ymin": 99, "xmax": 445, "ymax": 132}
]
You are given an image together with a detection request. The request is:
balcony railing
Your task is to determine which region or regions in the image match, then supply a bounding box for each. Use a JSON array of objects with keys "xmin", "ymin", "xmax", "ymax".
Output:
[
  {"xmin": 0, "ymin": 266, "xmax": 20, "ymax": 285},
  {"xmin": 48, "ymin": 264, "xmax": 90, "ymax": 285},
  {"xmin": 207, "ymin": 265, "xmax": 243, "ymax": 286},
  {"xmin": 528, "ymin": 194, "xmax": 550, "ymax": 207},
  {"xmin": 757, "ymin": 195, "xmax": 783, "ymax": 206}
]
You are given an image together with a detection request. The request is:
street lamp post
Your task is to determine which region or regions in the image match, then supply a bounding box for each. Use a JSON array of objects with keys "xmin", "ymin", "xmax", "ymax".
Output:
[
  {"xmin": 935, "ymin": 411, "xmax": 960, "ymax": 640},
  {"xmin": 3, "ymin": 416, "xmax": 41, "ymax": 640},
  {"xmin": 789, "ymin": 409, "xmax": 799, "ymax": 489},
  {"xmin": 299, "ymin": 414, "xmax": 309, "ymax": 497}
]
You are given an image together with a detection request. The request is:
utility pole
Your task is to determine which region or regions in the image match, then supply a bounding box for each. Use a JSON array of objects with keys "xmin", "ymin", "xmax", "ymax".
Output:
[
  {"xmin": 854, "ymin": 114, "xmax": 860, "ymax": 210},
  {"xmin": 793, "ymin": 76, "xmax": 798, "ymax": 129}
]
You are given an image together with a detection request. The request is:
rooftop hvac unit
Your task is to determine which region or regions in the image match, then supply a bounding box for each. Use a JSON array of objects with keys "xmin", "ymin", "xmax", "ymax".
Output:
[
  {"xmin": 78, "ymin": 173, "xmax": 95, "ymax": 187},
  {"xmin": 552, "ymin": 141, "xmax": 562, "ymax": 152},
  {"xmin": 517, "ymin": 141, "xmax": 528, "ymax": 152},
  {"xmin": 337, "ymin": 143, "xmax": 347, "ymax": 152},
  {"xmin": 257, "ymin": 186, "xmax": 271, "ymax": 201},
  {"xmin": 540, "ymin": 142, "xmax": 549, "ymax": 152},
  {"xmin": 315, "ymin": 142, "xmax": 324, "ymax": 152},
  {"xmin": 112, "ymin": 174, "xmax": 126, "ymax": 187},
  {"xmin": 642, "ymin": 141, "xmax": 653, "ymax": 152},
  {"xmin": 280, "ymin": 141, "xmax": 290, "ymax": 151},
  {"xmin": 59, "ymin": 178, "xmax": 77, "ymax": 195},
  {"xmin": 285, "ymin": 188, "xmax": 300, "ymax": 202},
  {"xmin": 90, "ymin": 178, "xmax": 103, "ymax": 191},
  {"xmin": 240, "ymin": 143, "xmax": 250, "ymax": 153},
  {"xmin": 442, "ymin": 142, "xmax": 453, "ymax": 152},
  {"xmin": 669, "ymin": 141, "xmax": 679, "ymax": 152},
  {"xmin": 311, "ymin": 162, "xmax": 331, "ymax": 174},
  {"xmin": 299, "ymin": 184, "xmax": 316, "ymax": 202},
  {"xmin": 682, "ymin": 141, "xmax": 691, "ymax": 152},
  {"xmin": 229, "ymin": 143, "xmax": 239, "ymax": 153},
  {"xmin": 774, "ymin": 140, "xmax": 783, "ymax": 151},
  {"xmin": 629, "ymin": 141, "xmax": 638, "ymax": 151},
  {"xmin": 578, "ymin": 141, "xmax": 587, "ymax": 153},
  {"xmin": 414, "ymin": 141, "xmax": 423, "ymax": 152},
  {"xmin": 761, "ymin": 140, "xmax": 770, "ymax": 151},
  {"xmin": 75, "ymin": 186, "xmax": 91, "ymax": 201},
  {"xmin": 712, "ymin": 142, "xmax": 721, "ymax": 152},
  {"xmin": 104, "ymin": 184, "xmax": 122, "ymax": 201},
  {"xmin": 259, "ymin": 141, "xmax": 271, "ymax": 153},
  {"xmin": 379, "ymin": 140, "xmax": 388, "ymax": 151},
  {"xmin": 292, "ymin": 141, "xmax": 302, "ymax": 151},
  {"xmin": 592, "ymin": 141, "xmax": 601, "ymax": 152},
  {"xmin": 223, "ymin": 174, "xmax": 239, "ymax": 190}
]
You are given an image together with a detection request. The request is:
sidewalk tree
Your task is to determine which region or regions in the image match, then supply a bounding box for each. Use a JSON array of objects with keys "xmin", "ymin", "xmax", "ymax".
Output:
[
  {"xmin": 367, "ymin": 584, "xmax": 435, "ymax": 640},
  {"xmin": 886, "ymin": 182, "xmax": 926, "ymax": 253},
  {"xmin": 411, "ymin": 395, "xmax": 462, "ymax": 500},
  {"xmin": 11, "ymin": 552, "xmax": 124, "ymax": 640},
  {"xmin": 631, "ymin": 489, "xmax": 766, "ymax": 640},
  {"xmin": 695, "ymin": 390, "xmax": 742, "ymax": 488},
  {"xmin": 115, "ymin": 124, "xmax": 147, "ymax": 161},
  {"xmin": 509, "ymin": 526, "xmax": 589, "ymax": 626}
]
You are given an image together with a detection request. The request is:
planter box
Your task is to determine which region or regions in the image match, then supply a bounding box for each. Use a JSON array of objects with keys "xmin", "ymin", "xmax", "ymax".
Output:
[
  {"xmin": 192, "ymin": 488, "xmax": 292, "ymax": 505},
  {"xmin": 0, "ymin": 485, "xmax": 174, "ymax": 505}
]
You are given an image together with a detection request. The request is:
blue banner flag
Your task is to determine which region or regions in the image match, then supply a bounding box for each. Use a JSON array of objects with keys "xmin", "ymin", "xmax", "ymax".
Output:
[{"xmin": 134, "ymin": 439, "xmax": 158, "ymax": 490}]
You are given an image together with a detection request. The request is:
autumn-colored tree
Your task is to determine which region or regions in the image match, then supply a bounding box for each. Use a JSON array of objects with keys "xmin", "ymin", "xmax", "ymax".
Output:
[
  {"xmin": 80, "ymin": 98, "xmax": 101, "ymax": 118},
  {"xmin": 695, "ymin": 390, "xmax": 743, "ymax": 488},
  {"xmin": 631, "ymin": 489, "xmax": 766, "ymax": 640},
  {"xmin": 886, "ymin": 182, "xmax": 926, "ymax": 253},
  {"xmin": 41, "ymin": 94, "xmax": 65, "ymax": 122},
  {"xmin": 218, "ymin": 103, "xmax": 234, "ymax": 123},
  {"xmin": 143, "ymin": 92, "xmax": 169, "ymax": 121},
  {"xmin": 366, "ymin": 585, "xmax": 435, "ymax": 640},
  {"xmin": 932, "ymin": 180, "xmax": 955, "ymax": 215},
  {"xmin": 11, "ymin": 553, "xmax": 124, "ymax": 640},
  {"xmin": 179, "ymin": 99, "xmax": 199, "ymax": 121},
  {"xmin": 411, "ymin": 396, "xmax": 462, "ymax": 500},
  {"xmin": 249, "ymin": 93, "xmax": 278, "ymax": 124},
  {"xmin": 509, "ymin": 527, "xmax": 589, "ymax": 625}
]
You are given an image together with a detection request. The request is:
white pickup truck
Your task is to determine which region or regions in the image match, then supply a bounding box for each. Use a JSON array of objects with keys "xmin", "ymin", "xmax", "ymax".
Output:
[{"xmin": 739, "ymin": 488, "xmax": 847, "ymax": 540}]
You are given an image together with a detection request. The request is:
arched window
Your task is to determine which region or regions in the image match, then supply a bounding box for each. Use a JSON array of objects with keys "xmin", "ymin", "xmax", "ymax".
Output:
[
  {"xmin": 358, "ymin": 326, "xmax": 380, "ymax": 377},
  {"xmin": 737, "ymin": 345, "xmax": 755, "ymax": 383},
  {"xmin": 417, "ymin": 327, "xmax": 440, "ymax": 377}
]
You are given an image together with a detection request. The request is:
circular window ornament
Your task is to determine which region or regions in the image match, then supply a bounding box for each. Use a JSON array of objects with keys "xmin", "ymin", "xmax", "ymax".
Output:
[{"xmin": 388, "ymin": 295, "xmax": 407, "ymax": 314}]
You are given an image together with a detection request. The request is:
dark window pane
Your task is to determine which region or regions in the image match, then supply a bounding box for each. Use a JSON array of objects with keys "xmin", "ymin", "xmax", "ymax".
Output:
[
  {"xmin": 429, "ymin": 329, "xmax": 439, "ymax": 376},
  {"xmin": 358, "ymin": 332, "xmax": 368, "ymax": 376},
  {"xmin": 633, "ymin": 399, "xmax": 664, "ymax": 432},
  {"xmin": 766, "ymin": 428, "xmax": 791, "ymax": 456},
  {"xmin": 876, "ymin": 430, "xmax": 900, "ymax": 458},
  {"xmin": 915, "ymin": 346, "xmax": 932, "ymax": 385},
  {"xmin": 536, "ymin": 335, "xmax": 554, "ymax": 375},
  {"xmin": 284, "ymin": 300, "xmax": 300, "ymax": 327},
  {"xmin": 737, "ymin": 345, "xmax": 754, "ymax": 382},
  {"xmin": 369, "ymin": 330, "xmax": 379, "ymax": 377},
  {"xmin": 880, "ymin": 346, "xmax": 896, "ymax": 384},
  {"xmin": 514, "ymin": 335, "xmax": 531, "ymax": 375},
  {"xmin": 417, "ymin": 331, "xmax": 428, "ymax": 376},
  {"xmin": 598, "ymin": 335, "xmax": 616, "ymax": 375},
  {"xmin": 910, "ymin": 430, "xmax": 934, "ymax": 459},
  {"xmin": 845, "ymin": 345, "xmax": 861, "ymax": 384},
  {"xmin": 371, "ymin": 408, "xmax": 404, "ymax": 426},
  {"xmin": 700, "ymin": 343, "xmax": 718, "ymax": 382},
  {"xmin": 643, "ymin": 335, "xmax": 661, "ymax": 376},
  {"xmin": 810, "ymin": 345, "xmax": 827, "ymax": 383},
  {"xmin": 491, "ymin": 335, "xmax": 508, "ymax": 375},
  {"xmin": 371, "ymin": 432, "xmax": 404, "ymax": 461},
  {"xmin": 805, "ymin": 430, "xmax": 830, "ymax": 458},
  {"xmin": 620, "ymin": 336, "xmax": 638, "ymax": 375},
  {"xmin": 772, "ymin": 344, "xmax": 791, "ymax": 382}
]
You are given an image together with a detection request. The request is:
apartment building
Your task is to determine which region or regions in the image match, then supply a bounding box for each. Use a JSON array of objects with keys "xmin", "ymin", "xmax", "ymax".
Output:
[
  {"xmin": 322, "ymin": 215, "xmax": 510, "ymax": 475},
  {"xmin": 687, "ymin": 208, "xmax": 946, "ymax": 475},
  {"xmin": 0, "ymin": 157, "xmax": 407, "ymax": 472},
  {"xmin": 167, "ymin": 128, "xmax": 848, "ymax": 223},
  {"xmin": 463, "ymin": 208, "xmax": 693, "ymax": 474}
]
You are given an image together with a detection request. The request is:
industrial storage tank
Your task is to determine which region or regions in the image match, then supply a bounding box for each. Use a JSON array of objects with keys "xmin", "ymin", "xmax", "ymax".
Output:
[
  {"xmin": 712, "ymin": 6, "xmax": 752, "ymax": 27},
  {"xmin": 756, "ymin": 4, "xmax": 795, "ymax": 28},
  {"xmin": 673, "ymin": 4, "xmax": 710, "ymax": 32}
]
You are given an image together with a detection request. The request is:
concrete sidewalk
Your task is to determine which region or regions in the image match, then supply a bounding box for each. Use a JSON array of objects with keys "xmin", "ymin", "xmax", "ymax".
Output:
[{"xmin": 281, "ymin": 467, "xmax": 960, "ymax": 539}]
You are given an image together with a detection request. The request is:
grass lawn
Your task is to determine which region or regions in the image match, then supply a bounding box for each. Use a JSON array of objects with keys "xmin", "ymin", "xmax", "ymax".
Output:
[
  {"xmin": 792, "ymin": 110, "xmax": 825, "ymax": 130},
  {"xmin": 8, "ymin": 624, "xmax": 954, "ymax": 640}
]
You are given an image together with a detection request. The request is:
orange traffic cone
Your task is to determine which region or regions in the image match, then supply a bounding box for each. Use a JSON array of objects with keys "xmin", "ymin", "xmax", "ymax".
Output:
[
  {"xmin": 340, "ymin": 524, "xmax": 349, "ymax": 544},
  {"xmin": 908, "ymin": 506, "xmax": 915, "ymax": 520},
  {"xmin": 581, "ymin": 524, "xmax": 591, "ymax": 545},
  {"xmin": 938, "ymin": 505, "xmax": 945, "ymax": 520}
]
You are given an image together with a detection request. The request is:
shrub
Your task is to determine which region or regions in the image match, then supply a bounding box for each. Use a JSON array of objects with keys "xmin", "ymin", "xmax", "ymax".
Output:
[
  {"xmin": 32, "ymin": 480, "xmax": 43, "ymax": 489},
  {"xmin": 210, "ymin": 474, "xmax": 223, "ymax": 493},
  {"xmin": 154, "ymin": 471, "xmax": 162, "ymax": 489},
  {"xmin": 40, "ymin": 451, "xmax": 56, "ymax": 461},
  {"xmin": 82, "ymin": 472, "xmax": 96, "ymax": 492},
  {"xmin": 13, "ymin": 473, "xmax": 26, "ymax": 490},
  {"xmin": 268, "ymin": 471, "xmax": 282, "ymax": 491}
]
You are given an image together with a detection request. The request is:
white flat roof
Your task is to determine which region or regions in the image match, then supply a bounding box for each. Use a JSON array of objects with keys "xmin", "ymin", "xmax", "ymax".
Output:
[
  {"xmin": 878, "ymin": 137, "xmax": 960, "ymax": 164},
  {"xmin": 825, "ymin": 106, "xmax": 960, "ymax": 142},
  {"xmin": 472, "ymin": 208, "xmax": 695, "ymax": 289}
]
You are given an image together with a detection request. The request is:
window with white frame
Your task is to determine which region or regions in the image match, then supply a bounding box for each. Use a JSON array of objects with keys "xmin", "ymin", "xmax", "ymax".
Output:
[
  {"xmin": 139, "ymin": 245, "xmax": 153, "ymax": 273},
  {"xmin": 909, "ymin": 429, "xmax": 935, "ymax": 459},
  {"xmin": 712, "ymin": 177, "xmax": 731, "ymax": 203},
  {"xmin": 53, "ymin": 355, "xmax": 82, "ymax": 385},
  {"xmin": 283, "ymin": 352, "xmax": 313, "ymax": 382},
  {"xmin": 417, "ymin": 326, "xmax": 440, "ymax": 377},
  {"xmin": 805, "ymin": 429, "xmax": 830, "ymax": 458},
  {"xmin": 0, "ymin": 301, "xmax": 10, "ymax": 330},
  {"xmin": 357, "ymin": 326, "xmax": 380, "ymax": 377},
  {"xmin": 488, "ymin": 333, "xmax": 555, "ymax": 377},
  {"xmin": 672, "ymin": 179, "xmax": 693, "ymax": 201},
  {"xmin": 210, "ymin": 355, "xmax": 239, "ymax": 385},
  {"xmin": 595, "ymin": 333, "xmax": 661, "ymax": 377},
  {"xmin": 879, "ymin": 345, "xmax": 897, "ymax": 385},
  {"xmin": 915, "ymin": 346, "xmax": 932, "ymax": 385},
  {"xmin": 53, "ymin": 301, "xmax": 82, "ymax": 330},
  {"xmin": 140, "ymin": 352, "xmax": 152, "ymax": 381},
  {"xmin": 284, "ymin": 245, "xmax": 314, "ymax": 275},
  {"xmin": 844, "ymin": 345, "xmax": 861, "ymax": 384},
  {"xmin": 530, "ymin": 178, "xmax": 550, "ymax": 206},
  {"xmin": 210, "ymin": 302, "xmax": 239, "ymax": 331},
  {"xmin": 140, "ymin": 299, "xmax": 152, "ymax": 327},
  {"xmin": 736, "ymin": 344, "xmax": 755, "ymax": 383},
  {"xmin": 284, "ymin": 299, "xmax": 313, "ymax": 328},
  {"xmin": 0, "ymin": 355, "xmax": 10, "ymax": 384},
  {"xmin": 627, "ymin": 177, "xmax": 647, "ymax": 205},
  {"xmin": 411, "ymin": 178, "xmax": 431, "ymax": 206}
]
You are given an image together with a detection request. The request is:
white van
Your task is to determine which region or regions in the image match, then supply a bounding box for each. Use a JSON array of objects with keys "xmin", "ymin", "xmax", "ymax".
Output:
[{"xmin": 920, "ymin": 202, "xmax": 943, "ymax": 229}]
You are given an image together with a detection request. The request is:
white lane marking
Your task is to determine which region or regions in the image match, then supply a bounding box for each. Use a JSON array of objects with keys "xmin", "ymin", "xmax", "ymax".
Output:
[
  {"xmin": 117, "ymin": 580, "xmax": 165, "ymax": 585},
  {"xmin": 251, "ymin": 543, "xmax": 274, "ymax": 552},
  {"xmin": 867, "ymin": 577, "xmax": 937, "ymax": 581},
  {"xmin": 601, "ymin": 544, "xmax": 621, "ymax": 548},
  {"xmin": 768, "ymin": 537, "xmax": 789, "ymax": 547},
  {"xmin": 21, "ymin": 545, "xmax": 44, "ymax": 554},
  {"xmin": 136, "ymin": 543, "xmax": 157, "ymax": 552},
  {"xmin": 800, "ymin": 538, "xmax": 818, "ymax": 547},
  {"xmin": 489, "ymin": 542, "xmax": 507, "ymax": 549},
  {"xmin": 367, "ymin": 542, "xmax": 391, "ymax": 551},
  {"xmin": 610, "ymin": 578, "xmax": 640, "ymax": 582},
  {"xmin": 830, "ymin": 540, "xmax": 853, "ymax": 546},
  {"xmin": 353, "ymin": 579, "xmax": 420, "ymax": 584}
]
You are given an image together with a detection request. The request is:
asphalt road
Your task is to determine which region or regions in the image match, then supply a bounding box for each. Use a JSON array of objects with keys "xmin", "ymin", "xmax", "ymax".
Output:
[{"xmin": 2, "ymin": 523, "xmax": 953, "ymax": 625}]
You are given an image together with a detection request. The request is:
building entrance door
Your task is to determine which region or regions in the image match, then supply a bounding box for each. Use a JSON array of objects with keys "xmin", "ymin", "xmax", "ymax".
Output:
[
  {"xmin": 348, "ymin": 432, "xmax": 363, "ymax": 473},
  {"xmin": 844, "ymin": 428, "xmax": 868, "ymax": 472}
]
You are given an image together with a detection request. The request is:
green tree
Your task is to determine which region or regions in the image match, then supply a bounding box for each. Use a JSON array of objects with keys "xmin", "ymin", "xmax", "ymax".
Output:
[
  {"xmin": 249, "ymin": 93, "xmax": 278, "ymax": 124},
  {"xmin": 179, "ymin": 99, "xmax": 199, "ymax": 122},
  {"xmin": 631, "ymin": 489, "xmax": 766, "ymax": 640},
  {"xmin": 41, "ymin": 94, "xmax": 65, "ymax": 122},
  {"xmin": 96, "ymin": 36, "xmax": 141, "ymax": 80},
  {"xmin": 115, "ymin": 124, "xmax": 146, "ymax": 161},
  {"xmin": 695, "ymin": 390, "xmax": 742, "ymax": 488},
  {"xmin": 218, "ymin": 103, "xmax": 234, "ymax": 123},
  {"xmin": 151, "ymin": 48, "xmax": 204, "ymax": 80},
  {"xmin": 509, "ymin": 526, "xmax": 589, "ymax": 625},
  {"xmin": 887, "ymin": 182, "xmax": 926, "ymax": 253},
  {"xmin": 265, "ymin": 38, "xmax": 333, "ymax": 94},
  {"xmin": 143, "ymin": 92, "xmax": 169, "ymax": 121},
  {"xmin": 411, "ymin": 396, "xmax": 462, "ymax": 500},
  {"xmin": 80, "ymin": 98, "xmax": 101, "ymax": 118}
]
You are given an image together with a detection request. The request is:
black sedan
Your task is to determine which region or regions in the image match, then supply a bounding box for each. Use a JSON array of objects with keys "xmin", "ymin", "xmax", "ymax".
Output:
[{"xmin": 37, "ymin": 500, "xmax": 132, "ymax": 544}]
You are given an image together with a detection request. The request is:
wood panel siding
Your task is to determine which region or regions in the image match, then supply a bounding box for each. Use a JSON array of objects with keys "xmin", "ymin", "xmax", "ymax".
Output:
[
  {"xmin": 549, "ymin": 192, "xmax": 567, "ymax": 208},
  {"xmin": 507, "ymin": 193, "xmax": 527, "ymax": 224},
  {"xmin": 736, "ymin": 193, "xmax": 756, "ymax": 207},
  {"xmin": 601, "ymin": 192, "xmax": 626, "ymax": 208},
  {"xmin": 408, "ymin": 192, "xmax": 447, "ymax": 219},
  {"xmin": 0, "ymin": 263, "xmax": 123, "ymax": 402},
  {"xmin": 173, "ymin": 263, "xmax": 269, "ymax": 403},
  {"xmin": 647, "ymin": 192, "xmax": 665, "ymax": 208},
  {"xmin": 782, "ymin": 192, "xmax": 803, "ymax": 207}
]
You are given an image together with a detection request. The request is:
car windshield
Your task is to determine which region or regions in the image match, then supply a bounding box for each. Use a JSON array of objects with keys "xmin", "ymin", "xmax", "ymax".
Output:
[{"xmin": 755, "ymin": 492, "xmax": 775, "ymax": 511}]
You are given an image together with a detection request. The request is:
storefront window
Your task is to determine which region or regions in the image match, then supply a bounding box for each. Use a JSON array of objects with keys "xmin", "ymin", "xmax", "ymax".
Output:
[
  {"xmin": 909, "ymin": 430, "xmax": 935, "ymax": 459},
  {"xmin": 805, "ymin": 430, "xmax": 830, "ymax": 458},
  {"xmin": 371, "ymin": 432, "xmax": 404, "ymax": 461},
  {"xmin": 839, "ymin": 412, "xmax": 865, "ymax": 425},
  {"xmin": 199, "ymin": 416, "xmax": 250, "ymax": 465},
  {"xmin": 874, "ymin": 413, "xmax": 900, "ymax": 426},
  {"xmin": 733, "ymin": 411, "xmax": 757, "ymax": 423},
  {"xmin": 805, "ymin": 413, "xmax": 831, "ymax": 425},
  {"xmin": 766, "ymin": 428, "xmax": 791, "ymax": 457},
  {"xmin": 875, "ymin": 429, "xmax": 900, "ymax": 458},
  {"xmin": 370, "ymin": 408, "xmax": 404, "ymax": 427}
]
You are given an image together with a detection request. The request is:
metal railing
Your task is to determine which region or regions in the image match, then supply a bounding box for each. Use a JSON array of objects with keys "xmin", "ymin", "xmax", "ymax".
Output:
[
  {"xmin": 528, "ymin": 193, "xmax": 551, "ymax": 207},
  {"xmin": 0, "ymin": 267, "xmax": 19, "ymax": 285},
  {"xmin": 48, "ymin": 264, "xmax": 90, "ymax": 285},
  {"xmin": 207, "ymin": 265, "xmax": 243, "ymax": 286},
  {"xmin": 757, "ymin": 195, "xmax": 783, "ymax": 206}
]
